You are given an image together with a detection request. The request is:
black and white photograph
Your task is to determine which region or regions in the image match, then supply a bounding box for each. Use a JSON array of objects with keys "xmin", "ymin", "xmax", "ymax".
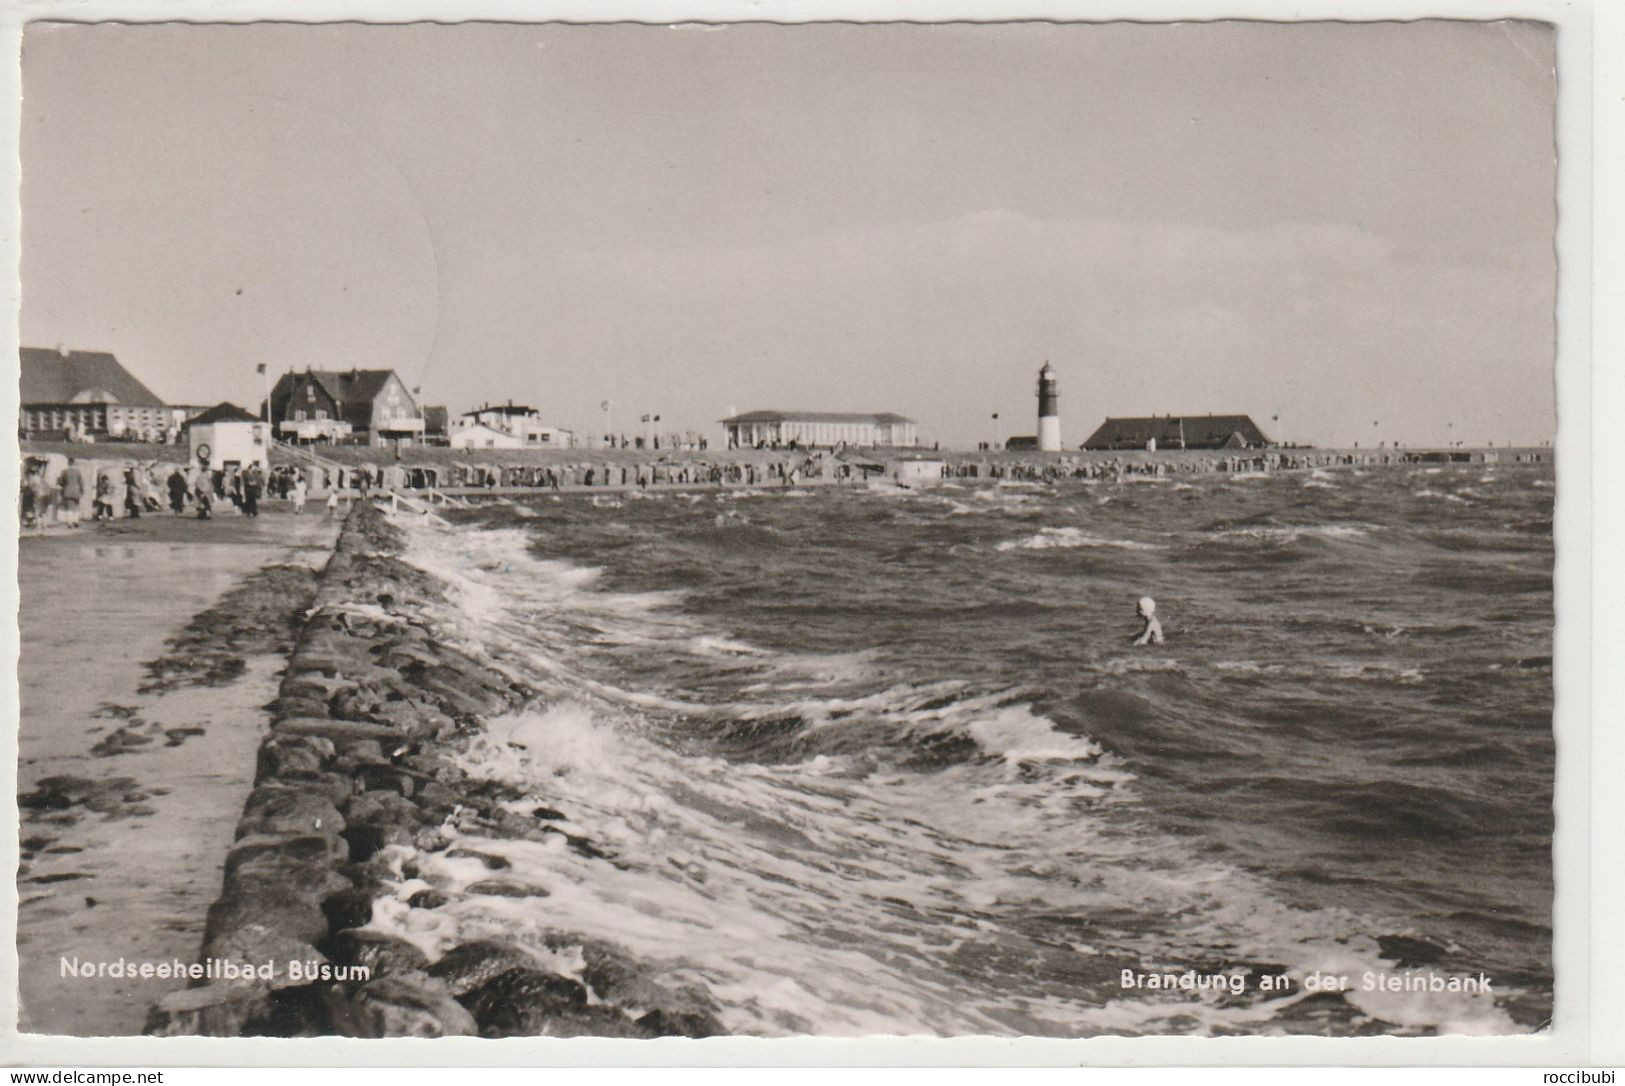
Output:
[{"xmin": 3, "ymin": 7, "xmax": 1608, "ymax": 1061}]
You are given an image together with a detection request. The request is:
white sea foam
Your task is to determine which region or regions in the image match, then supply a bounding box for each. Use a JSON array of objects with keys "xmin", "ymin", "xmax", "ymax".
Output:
[
  {"xmin": 1212, "ymin": 524, "xmax": 1371, "ymax": 542},
  {"xmin": 1414, "ymin": 489, "xmax": 1472, "ymax": 504},
  {"xmin": 375, "ymin": 511, "xmax": 1524, "ymax": 1038},
  {"xmin": 1331, "ymin": 662, "xmax": 1425, "ymax": 684},
  {"xmin": 997, "ymin": 526, "xmax": 1165, "ymax": 552},
  {"xmin": 689, "ymin": 634, "xmax": 768, "ymax": 657}
]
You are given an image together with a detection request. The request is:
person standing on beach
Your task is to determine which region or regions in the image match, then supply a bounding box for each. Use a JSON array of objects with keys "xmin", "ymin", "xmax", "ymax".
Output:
[
  {"xmin": 57, "ymin": 458, "xmax": 84, "ymax": 528},
  {"xmin": 291, "ymin": 471, "xmax": 307, "ymax": 514},
  {"xmin": 326, "ymin": 486, "xmax": 341, "ymax": 518}
]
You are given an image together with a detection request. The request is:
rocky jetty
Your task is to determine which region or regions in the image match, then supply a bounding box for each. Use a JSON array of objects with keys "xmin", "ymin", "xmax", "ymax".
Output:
[{"xmin": 147, "ymin": 504, "xmax": 724, "ymax": 1039}]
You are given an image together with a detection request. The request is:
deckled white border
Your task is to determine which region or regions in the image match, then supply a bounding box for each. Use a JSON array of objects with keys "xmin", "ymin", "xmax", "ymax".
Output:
[{"xmin": 0, "ymin": 0, "xmax": 1615, "ymax": 1068}]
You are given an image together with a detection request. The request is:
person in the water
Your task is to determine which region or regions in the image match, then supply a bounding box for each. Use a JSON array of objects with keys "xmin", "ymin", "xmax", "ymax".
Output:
[{"xmin": 1132, "ymin": 596, "xmax": 1164, "ymax": 646}]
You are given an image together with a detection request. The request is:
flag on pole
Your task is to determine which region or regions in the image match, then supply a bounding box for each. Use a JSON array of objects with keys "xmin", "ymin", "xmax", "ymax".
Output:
[{"xmin": 256, "ymin": 363, "xmax": 267, "ymax": 375}]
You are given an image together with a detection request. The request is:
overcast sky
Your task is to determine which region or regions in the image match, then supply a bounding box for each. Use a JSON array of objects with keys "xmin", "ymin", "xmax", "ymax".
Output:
[{"xmin": 20, "ymin": 20, "xmax": 1555, "ymax": 448}]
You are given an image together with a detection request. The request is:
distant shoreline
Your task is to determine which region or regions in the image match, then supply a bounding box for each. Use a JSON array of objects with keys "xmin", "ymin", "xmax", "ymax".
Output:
[{"xmin": 21, "ymin": 437, "xmax": 1553, "ymax": 470}]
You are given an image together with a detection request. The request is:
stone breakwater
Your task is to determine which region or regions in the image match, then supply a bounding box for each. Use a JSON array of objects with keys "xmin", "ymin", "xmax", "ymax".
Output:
[{"xmin": 147, "ymin": 504, "xmax": 725, "ymax": 1039}]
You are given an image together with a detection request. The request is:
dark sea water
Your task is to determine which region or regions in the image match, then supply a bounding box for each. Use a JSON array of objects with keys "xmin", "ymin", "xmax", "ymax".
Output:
[{"xmin": 385, "ymin": 462, "xmax": 1554, "ymax": 1037}]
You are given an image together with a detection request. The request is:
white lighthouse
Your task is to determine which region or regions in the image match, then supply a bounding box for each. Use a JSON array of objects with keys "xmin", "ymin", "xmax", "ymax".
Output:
[{"xmin": 1037, "ymin": 362, "xmax": 1061, "ymax": 452}]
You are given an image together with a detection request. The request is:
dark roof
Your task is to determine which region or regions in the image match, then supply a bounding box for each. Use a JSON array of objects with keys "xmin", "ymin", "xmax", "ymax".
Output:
[
  {"xmin": 267, "ymin": 369, "xmax": 414, "ymax": 431},
  {"xmin": 20, "ymin": 347, "xmax": 165, "ymax": 407},
  {"xmin": 423, "ymin": 406, "xmax": 449, "ymax": 434},
  {"xmin": 720, "ymin": 410, "xmax": 916, "ymax": 425},
  {"xmin": 463, "ymin": 403, "xmax": 538, "ymax": 417},
  {"xmin": 269, "ymin": 368, "xmax": 406, "ymax": 407},
  {"xmin": 310, "ymin": 369, "xmax": 399, "ymax": 404},
  {"xmin": 188, "ymin": 402, "xmax": 262, "ymax": 426},
  {"xmin": 1082, "ymin": 415, "xmax": 1272, "ymax": 450}
]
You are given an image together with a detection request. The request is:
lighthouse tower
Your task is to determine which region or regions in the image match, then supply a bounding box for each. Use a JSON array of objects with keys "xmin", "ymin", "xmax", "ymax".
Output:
[{"xmin": 1037, "ymin": 362, "xmax": 1061, "ymax": 452}]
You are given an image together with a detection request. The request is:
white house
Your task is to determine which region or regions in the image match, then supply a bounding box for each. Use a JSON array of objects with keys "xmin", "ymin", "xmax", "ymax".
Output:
[
  {"xmin": 452, "ymin": 402, "xmax": 574, "ymax": 448},
  {"xmin": 188, "ymin": 402, "xmax": 270, "ymax": 472},
  {"xmin": 449, "ymin": 421, "xmax": 525, "ymax": 450}
]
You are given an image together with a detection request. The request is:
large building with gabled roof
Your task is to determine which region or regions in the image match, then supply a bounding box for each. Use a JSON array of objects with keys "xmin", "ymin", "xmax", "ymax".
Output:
[
  {"xmin": 19, "ymin": 347, "xmax": 172, "ymax": 439},
  {"xmin": 1081, "ymin": 414, "xmax": 1273, "ymax": 451},
  {"xmin": 265, "ymin": 367, "xmax": 424, "ymax": 446},
  {"xmin": 720, "ymin": 410, "xmax": 918, "ymax": 449}
]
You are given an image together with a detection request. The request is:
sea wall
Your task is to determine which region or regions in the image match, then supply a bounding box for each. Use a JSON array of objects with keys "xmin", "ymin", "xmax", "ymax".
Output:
[{"xmin": 146, "ymin": 503, "xmax": 724, "ymax": 1039}]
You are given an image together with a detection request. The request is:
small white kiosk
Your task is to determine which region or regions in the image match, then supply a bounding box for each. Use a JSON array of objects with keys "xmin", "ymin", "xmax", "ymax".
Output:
[
  {"xmin": 885, "ymin": 457, "xmax": 947, "ymax": 486},
  {"xmin": 188, "ymin": 402, "xmax": 270, "ymax": 473}
]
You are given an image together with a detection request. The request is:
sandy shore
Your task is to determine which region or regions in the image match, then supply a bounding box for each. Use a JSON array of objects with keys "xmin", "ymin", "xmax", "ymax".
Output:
[{"xmin": 16, "ymin": 510, "xmax": 340, "ymax": 1036}]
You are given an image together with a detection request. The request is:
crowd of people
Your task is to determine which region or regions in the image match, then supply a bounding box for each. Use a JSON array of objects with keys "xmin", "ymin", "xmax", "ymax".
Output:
[
  {"xmin": 20, "ymin": 444, "xmax": 1551, "ymax": 531},
  {"xmin": 938, "ymin": 447, "xmax": 1528, "ymax": 483},
  {"xmin": 18, "ymin": 456, "xmax": 329, "ymax": 530}
]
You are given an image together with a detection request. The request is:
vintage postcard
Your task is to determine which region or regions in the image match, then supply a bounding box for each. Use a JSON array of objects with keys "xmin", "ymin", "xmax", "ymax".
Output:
[{"xmin": 4, "ymin": 4, "xmax": 1612, "ymax": 1068}]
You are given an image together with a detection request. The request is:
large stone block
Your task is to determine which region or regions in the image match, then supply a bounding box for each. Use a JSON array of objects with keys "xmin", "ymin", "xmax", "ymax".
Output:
[
  {"xmin": 236, "ymin": 785, "xmax": 346, "ymax": 840},
  {"xmin": 275, "ymin": 718, "xmax": 405, "ymax": 743},
  {"xmin": 255, "ymin": 734, "xmax": 337, "ymax": 781},
  {"xmin": 225, "ymin": 834, "xmax": 351, "ymax": 891},
  {"xmin": 344, "ymin": 973, "xmax": 478, "ymax": 1038},
  {"xmin": 426, "ymin": 940, "xmax": 538, "ymax": 998},
  {"xmin": 199, "ymin": 919, "xmax": 327, "ymax": 989},
  {"xmin": 459, "ymin": 967, "xmax": 594, "ymax": 1038},
  {"xmin": 145, "ymin": 984, "xmax": 272, "ymax": 1037},
  {"xmin": 323, "ymin": 929, "xmax": 431, "ymax": 979}
]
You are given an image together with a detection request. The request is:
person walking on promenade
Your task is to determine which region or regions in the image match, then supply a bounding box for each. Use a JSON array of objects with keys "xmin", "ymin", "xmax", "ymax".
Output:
[
  {"xmin": 193, "ymin": 472, "xmax": 214, "ymax": 519},
  {"xmin": 326, "ymin": 486, "xmax": 342, "ymax": 518},
  {"xmin": 242, "ymin": 465, "xmax": 262, "ymax": 517},
  {"xmin": 122, "ymin": 468, "xmax": 142, "ymax": 520},
  {"xmin": 58, "ymin": 457, "xmax": 84, "ymax": 528},
  {"xmin": 291, "ymin": 472, "xmax": 307, "ymax": 514},
  {"xmin": 93, "ymin": 472, "xmax": 115, "ymax": 521},
  {"xmin": 23, "ymin": 461, "xmax": 46, "ymax": 528},
  {"xmin": 142, "ymin": 467, "xmax": 162, "ymax": 512},
  {"xmin": 32, "ymin": 462, "xmax": 55, "ymax": 525},
  {"xmin": 167, "ymin": 468, "xmax": 189, "ymax": 514}
]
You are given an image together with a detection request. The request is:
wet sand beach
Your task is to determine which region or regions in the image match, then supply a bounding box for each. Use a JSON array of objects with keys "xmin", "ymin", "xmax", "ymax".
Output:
[{"xmin": 16, "ymin": 510, "xmax": 340, "ymax": 1035}]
